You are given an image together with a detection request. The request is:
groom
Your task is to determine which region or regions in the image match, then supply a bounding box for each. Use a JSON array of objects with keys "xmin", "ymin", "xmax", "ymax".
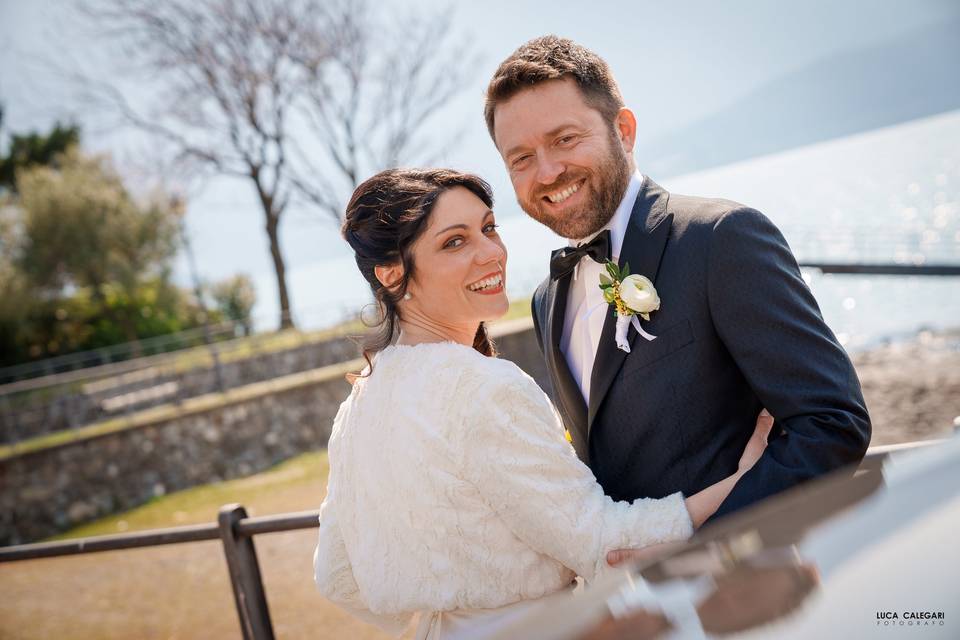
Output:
[{"xmin": 485, "ymin": 36, "xmax": 871, "ymax": 523}]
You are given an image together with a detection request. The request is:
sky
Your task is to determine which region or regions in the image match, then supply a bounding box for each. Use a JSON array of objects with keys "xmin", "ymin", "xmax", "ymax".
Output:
[{"xmin": 1, "ymin": 0, "xmax": 958, "ymax": 323}]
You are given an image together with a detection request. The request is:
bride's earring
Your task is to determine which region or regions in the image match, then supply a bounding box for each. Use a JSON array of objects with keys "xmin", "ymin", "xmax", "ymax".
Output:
[{"xmin": 403, "ymin": 292, "xmax": 412, "ymax": 301}]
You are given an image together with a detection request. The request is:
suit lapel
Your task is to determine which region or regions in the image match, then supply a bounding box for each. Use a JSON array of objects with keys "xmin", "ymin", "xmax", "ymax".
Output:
[
  {"xmin": 545, "ymin": 272, "xmax": 589, "ymax": 461},
  {"xmin": 587, "ymin": 178, "xmax": 673, "ymax": 431}
]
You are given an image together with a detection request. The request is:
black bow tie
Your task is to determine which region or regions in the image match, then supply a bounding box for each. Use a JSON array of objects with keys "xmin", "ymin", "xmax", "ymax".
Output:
[{"xmin": 550, "ymin": 229, "xmax": 611, "ymax": 280}]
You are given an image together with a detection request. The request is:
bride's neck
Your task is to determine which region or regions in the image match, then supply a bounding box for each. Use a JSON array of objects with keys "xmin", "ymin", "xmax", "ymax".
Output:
[{"xmin": 395, "ymin": 311, "xmax": 478, "ymax": 348}]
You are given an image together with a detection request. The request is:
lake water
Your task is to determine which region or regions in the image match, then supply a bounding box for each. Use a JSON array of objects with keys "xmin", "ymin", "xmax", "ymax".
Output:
[{"xmin": 253, "ymin": 110, "xmax": 960, "ymax": 351}]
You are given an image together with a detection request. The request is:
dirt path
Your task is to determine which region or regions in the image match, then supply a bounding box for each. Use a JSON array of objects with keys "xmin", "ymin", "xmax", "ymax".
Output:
[
  {"xmin": 0, "ymin": 531, "xmax": 403, "ymax": 640},
  {"xmin": 0, "ymin": 454, "xmax": 404, "ymax": 640}
]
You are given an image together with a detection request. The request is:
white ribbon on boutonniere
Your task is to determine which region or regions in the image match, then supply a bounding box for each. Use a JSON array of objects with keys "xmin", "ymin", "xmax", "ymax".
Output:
[{"xmin": 598, "ymin": 261, "xmax": 661, "ymax": 353}]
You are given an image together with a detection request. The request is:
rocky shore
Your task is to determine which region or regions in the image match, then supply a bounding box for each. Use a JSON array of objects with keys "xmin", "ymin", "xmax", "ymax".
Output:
[{"xmin": 853, "ymin": 328, "xmax": 960, "ymax": 446}]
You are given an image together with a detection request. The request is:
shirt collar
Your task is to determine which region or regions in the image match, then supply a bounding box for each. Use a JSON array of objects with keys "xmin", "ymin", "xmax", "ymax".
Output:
[{"xmin": 570, "ymin": 169, "xmax": 645, "ymax": 261}]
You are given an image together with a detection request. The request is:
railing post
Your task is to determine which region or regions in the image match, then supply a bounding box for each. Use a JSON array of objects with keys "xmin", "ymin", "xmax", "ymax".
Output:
[{"xmin": 218, "ymin": 504, "xmax": 275, "ymax": 640}]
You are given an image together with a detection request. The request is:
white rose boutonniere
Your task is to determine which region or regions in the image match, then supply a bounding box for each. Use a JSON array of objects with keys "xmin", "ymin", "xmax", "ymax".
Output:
[{"xmin": 599, "ymin": 261, "xmax": 659, "ymax": 353}]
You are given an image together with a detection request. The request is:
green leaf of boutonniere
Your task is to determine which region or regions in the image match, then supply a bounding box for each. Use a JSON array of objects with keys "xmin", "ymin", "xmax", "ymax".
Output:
[
  {"xmin": 604, "ymin": 261, "xmax": 620, "ymax": 281},
  {"xmin": 620, "ymin": 262, "xmax": 631, "ymax": 280},
  {"xmin": 599, "ymin": 273, "xmax": 613, "ymax": 286}
]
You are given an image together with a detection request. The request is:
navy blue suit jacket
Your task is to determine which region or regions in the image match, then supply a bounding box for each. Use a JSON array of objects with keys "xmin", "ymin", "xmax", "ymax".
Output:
[{"xmin": 530, "ymin": 178, "xmax": 871, "ymax": 521}]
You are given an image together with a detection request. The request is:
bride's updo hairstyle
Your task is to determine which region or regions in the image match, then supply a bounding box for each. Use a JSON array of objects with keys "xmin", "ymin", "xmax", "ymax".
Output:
[{"xmin": 342, "ymin": 168, "xmax": 498, "ymax": 377}]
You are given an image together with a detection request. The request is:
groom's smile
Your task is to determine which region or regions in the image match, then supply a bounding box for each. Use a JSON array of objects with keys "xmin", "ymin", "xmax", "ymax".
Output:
[
  {"xmin": 544, "ymin": 178, "xmax": 582, "ymax": 204},
  {"xmin": 535, "ymin": 174, "xmax": 596, "ymax": 225}
]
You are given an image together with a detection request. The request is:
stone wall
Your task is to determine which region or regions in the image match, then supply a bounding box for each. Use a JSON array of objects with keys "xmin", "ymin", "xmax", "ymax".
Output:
[
  {"xmin": 0, "ymin": 320, "xmax": 544, "ymax": 546},
  {"xmin": 2, "ymin": 334, "xmax": 362, "ymax": 444}
]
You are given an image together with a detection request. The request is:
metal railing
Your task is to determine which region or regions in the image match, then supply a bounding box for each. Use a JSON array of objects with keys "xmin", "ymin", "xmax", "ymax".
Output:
[
  {"xmin": 0, "ymin": 440, "xmax": 943, "ymax": 640},
  {"xmin": 0, "ymin": 503, "xmax": 312, "ymax": 640},
  {"xmin": 0, "ymin": 320, "xmax": 242, "ymax": 386}
]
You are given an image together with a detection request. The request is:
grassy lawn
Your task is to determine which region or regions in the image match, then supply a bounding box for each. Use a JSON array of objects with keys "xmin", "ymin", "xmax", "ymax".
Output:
[
  {"xmin": 0, "ymin": 449, "xmax": 406, "ymax": 640},
  {"xmin": 165, "ymin": 294, "xmax": 530, "ymax": 376},
  {"xmin": 163, "ymin": 320, "xmax": 368, "ymax": 374}
]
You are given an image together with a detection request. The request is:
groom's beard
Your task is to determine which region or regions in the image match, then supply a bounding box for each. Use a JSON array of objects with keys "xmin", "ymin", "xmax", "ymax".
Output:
[{"xmin": 517, "ymin": 130, "xmax": 631, "ymax": 240}]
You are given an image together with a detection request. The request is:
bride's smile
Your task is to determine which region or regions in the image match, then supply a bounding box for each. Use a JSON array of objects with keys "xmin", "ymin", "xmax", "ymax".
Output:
[{"xmin": 465, "ymin": 270, "xmax": 504, "ymax": 294}]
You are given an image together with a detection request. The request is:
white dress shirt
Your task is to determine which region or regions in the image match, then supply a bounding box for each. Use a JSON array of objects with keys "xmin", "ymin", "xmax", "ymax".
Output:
[{"xmin": 560, "ymin": 170, "xmax": 645, "ymax": 404}]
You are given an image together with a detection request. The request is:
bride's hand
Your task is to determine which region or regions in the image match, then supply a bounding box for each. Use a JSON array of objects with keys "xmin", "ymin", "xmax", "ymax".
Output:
[
  {"xmin": 607, "ymin": 541, "xmax": 686, "ymax": 567},
  {"xmin": 738, "ymin": 409, "xmax": 774, "ymax": 473},
  {"xmin": 681, "ymin": 411, "xmax": 774, "ymax": 531}
]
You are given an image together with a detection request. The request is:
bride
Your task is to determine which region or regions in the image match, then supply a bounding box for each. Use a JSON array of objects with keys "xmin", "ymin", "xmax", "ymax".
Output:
[{"xmin": 313, "ymin": 168, "xmax": 770, "ymax": 639}]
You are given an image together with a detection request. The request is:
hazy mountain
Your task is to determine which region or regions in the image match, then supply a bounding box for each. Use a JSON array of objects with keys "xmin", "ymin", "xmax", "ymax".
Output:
[{"xmin": 639, "ymin": 17, "xmax": 960, "ymax": 178}]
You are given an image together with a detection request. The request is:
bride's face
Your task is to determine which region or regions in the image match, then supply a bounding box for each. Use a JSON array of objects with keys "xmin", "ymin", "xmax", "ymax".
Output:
[{"xmin": 405, "ymin": 186, "xmax": 509, "ymax": 325}]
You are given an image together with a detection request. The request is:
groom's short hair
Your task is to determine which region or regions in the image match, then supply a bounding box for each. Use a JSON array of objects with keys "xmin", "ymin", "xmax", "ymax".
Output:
[{"xmin": 484, "ymin": 35, "xmax": 625, "ymax": 140}]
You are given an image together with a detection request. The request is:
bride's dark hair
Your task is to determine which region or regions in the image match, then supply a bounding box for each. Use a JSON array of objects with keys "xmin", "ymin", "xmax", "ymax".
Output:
[{"xmin": 342, "ymin": 168, "xmax": 498, "ymax": 378}]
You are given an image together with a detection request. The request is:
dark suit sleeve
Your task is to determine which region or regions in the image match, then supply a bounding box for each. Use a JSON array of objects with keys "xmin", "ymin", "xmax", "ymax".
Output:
[{"xmin": 705, "ymin": 207, "xmax": 871, "ymax": 520}]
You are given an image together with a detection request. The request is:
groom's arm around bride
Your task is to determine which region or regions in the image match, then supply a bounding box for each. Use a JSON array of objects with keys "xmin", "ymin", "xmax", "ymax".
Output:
[{"xmin": 695, "ymin": 203, "xmax": 871, "ymax": 520}]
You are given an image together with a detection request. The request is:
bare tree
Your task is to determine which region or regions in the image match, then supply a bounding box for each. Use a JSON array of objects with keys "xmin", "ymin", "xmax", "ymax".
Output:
[
  {"xmin": 288, "ymin": 2, "xmax": 476, "ymax": 222},
  {"xmin": 78, "ymin": 0, "xmax": 477, "ymax": 328}
]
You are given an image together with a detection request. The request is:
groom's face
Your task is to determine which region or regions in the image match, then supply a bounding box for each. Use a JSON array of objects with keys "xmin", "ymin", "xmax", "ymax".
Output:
[{"xmin": 493, "ymin": 77, "xmax": 633, "ymax": 240}]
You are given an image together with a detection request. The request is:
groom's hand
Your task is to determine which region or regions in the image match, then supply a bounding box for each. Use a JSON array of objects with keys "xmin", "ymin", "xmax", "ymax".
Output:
[{"xmin": 606, "ymin": 541, "xmax": 685, "ymax": 567}]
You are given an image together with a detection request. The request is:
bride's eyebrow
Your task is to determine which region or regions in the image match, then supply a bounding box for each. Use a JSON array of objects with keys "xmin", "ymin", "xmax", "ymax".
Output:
[
  {"xmin": 434, "ymin": 223, "xmax": 467, "ymax": 237},
  {"xmin": 433, "ymin": 211, "xmax": 495, "ymax": 236}
]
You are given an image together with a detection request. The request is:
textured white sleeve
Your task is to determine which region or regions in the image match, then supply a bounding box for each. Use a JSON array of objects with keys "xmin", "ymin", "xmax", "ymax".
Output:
[
  {"xmin": 458, "ymin": 365, "xmax": 694, "ymax": 583},
  {"xmin": 313, "ymin": 492, "xmax": 413, "ymax": 637}
]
